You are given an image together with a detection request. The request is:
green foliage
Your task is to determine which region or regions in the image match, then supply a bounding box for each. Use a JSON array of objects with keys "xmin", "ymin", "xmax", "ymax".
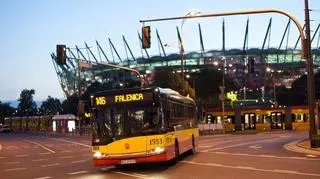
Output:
[
  {"xmin": 0, "ymin": 101, "xmax": 15, "ymax": 124},
  {"xmin": 62, "ymin": 94, "xmax": 79, "ymax": 115},
  {"xmin": 153, "ymin": 68, "xmax": 183, "ymax": 93},
  {"xmin": 17, "ymin": 89, "xmax": 37, "ymax": 115},
  {"xmin": 40, "ymin": 96, "xmax": 62, "ymax": 115}
]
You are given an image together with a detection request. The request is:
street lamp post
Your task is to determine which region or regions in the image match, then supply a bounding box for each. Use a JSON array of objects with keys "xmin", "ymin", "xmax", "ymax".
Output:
[
  {"xmin": 140, "ymin": 8, "xmax": 316, "ymax": 144},
  {"xmin": 179, "ymin": 11, "xmax": 201, "ymax": 95}
]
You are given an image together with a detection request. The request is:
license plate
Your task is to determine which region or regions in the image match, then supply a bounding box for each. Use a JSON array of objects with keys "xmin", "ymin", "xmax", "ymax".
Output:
[{"xmin": 120, "ymin": 159, "xmax": 136, "ymax": 164}]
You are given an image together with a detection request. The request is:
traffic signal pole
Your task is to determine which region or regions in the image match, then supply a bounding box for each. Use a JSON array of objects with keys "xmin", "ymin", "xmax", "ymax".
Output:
[{"xmin": 140, "ymin": 8, "xmax": 317, "ymax": 144}]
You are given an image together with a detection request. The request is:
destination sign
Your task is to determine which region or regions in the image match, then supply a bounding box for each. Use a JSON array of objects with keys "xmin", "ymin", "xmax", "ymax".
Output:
[
  {"xmin": 115, "ymin": 93, "xmax": 143, "ymax": 103},
  {"xmin": 94, "ymin": 91, "xmax": 153, "ymax": 106}
]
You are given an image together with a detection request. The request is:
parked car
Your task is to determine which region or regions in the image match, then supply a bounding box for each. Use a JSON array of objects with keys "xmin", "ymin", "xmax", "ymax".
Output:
[{"xmin": 0, "ymin": 125, "xmax": 11, "ymax": 132}]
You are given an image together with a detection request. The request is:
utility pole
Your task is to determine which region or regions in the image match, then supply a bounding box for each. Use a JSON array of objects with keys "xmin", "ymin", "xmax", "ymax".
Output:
[{"xmin": 304, "ymin": 0, "xmax": 318, "ymax": 147}]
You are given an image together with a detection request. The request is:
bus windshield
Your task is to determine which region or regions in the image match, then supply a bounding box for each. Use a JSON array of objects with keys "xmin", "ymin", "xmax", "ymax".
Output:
[{"xmin": 92, "ymin": 103, "xmax": 165, "ymax": 145}]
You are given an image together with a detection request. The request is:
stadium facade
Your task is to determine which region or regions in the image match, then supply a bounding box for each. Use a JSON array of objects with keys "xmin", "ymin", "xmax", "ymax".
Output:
[{"xmin": 51, "ymin": 20, "xmax": 320, "ymax": 100}]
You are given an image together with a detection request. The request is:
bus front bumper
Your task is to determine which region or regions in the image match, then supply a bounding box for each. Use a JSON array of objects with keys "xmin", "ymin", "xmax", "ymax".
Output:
[{"xmin": 93, "ymin": 146, "xmax": 175, "ymax": 166}]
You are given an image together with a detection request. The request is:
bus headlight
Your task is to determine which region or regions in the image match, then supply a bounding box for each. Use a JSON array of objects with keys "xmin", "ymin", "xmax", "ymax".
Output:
[
  {"xmin": 93, "ymin": 152, "xmax": 106, "ymax": 159},
  {"xmin": 148, "ymin": 147, "xmax": 166, "ymax": 155}
]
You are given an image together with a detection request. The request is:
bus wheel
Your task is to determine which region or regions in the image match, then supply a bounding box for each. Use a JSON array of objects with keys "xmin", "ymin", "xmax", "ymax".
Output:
[
  {"xmin": 168, "ymin": 140, "xmax": 180, "ymax": 166},
  {"xmin": 191, "ymin": 135, "xmax": 196, "ymax": 154}
]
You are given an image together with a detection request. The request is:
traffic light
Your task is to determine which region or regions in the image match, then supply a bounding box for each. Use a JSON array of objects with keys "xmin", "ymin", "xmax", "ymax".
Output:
[
  {"xmin": 248, "ymin": 56, "xmax": 255, "ymax": 73},
  {"xmin": 142, "ymin": 26, "xmax": 151, "ymax": 49},
  {"xmin": 56, "ymin": 44, "xmax": 66, "ymax": 65}
]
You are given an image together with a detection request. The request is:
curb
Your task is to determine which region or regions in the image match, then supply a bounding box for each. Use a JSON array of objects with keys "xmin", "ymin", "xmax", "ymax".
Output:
[{"xmin": 284, "ymin": 139, "xmax": 320, "ymax": 156}]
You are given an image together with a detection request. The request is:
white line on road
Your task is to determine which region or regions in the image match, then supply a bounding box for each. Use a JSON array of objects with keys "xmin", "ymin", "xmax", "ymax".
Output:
[
  {"xmin": 41, "ymin": 163, "xmax": 59, "ymax": 167},
  {"xmin": 6, "ymin": 146, "xmax": 18, "ymax": 150},
  {"xmin": 39, "ymin": 152, "xmax": 52, "ymax": 155},
  {"xmin": 0, "ymin": 156, "xmax": 7, "ymax": 159},
  {"xmin": 133, "ymin": 173, "xmax": 148, "ymax": 177},
  {"xmin": 32, "ymin": 158, "xmax": 48, "ymax": 162},
  {"xmin": 198, "ymin": 145, "xmax": 213, "ymax": 148},
  {"xmin": 71, "ymin": 159, "xmax": 86, "ymax": 164},
  {"xmin": 51, "ymin": 138, "xmax": 90, "ymax": 148},
  {"xmin": 16, "ymin": 154, "xmax": 30, "ymax": 157},
  {"xmin": 182, "ymin": 161, "xmax": 320, "ymax": 177},
  {"xmin": 33, "ymin": 176, "xmax": 53, "ymax": 179},
  {"xmin": 202, "ymin": 137, "xmax": 276, "ymax": 152},
  {"xmin": 23, "ymin": 139, "xmax": 56, "ymax": 154},
  {"xmin": 4, "ymin": 161, "xmax": 21, "ymax": 165},
  {"xmin": 113, "ymin": 171, "xmax": 147, "ymax": 179},
  {"xmin": 60, "ymin": 156, "xmax": 74, "ymax": 159},
  {"xmin": 248, "ymin": 145, "xmax": 262, "ymax": 149},
  {"xmin": 203, "ymin": 151, "xmax": 320, "ymax": 161},
  {"xmin": 61, "ymin": 150, "xmax": 73, "ymax": 153},
  {"xmin": 5, "ymin": 167, "xmax": 27, "ymax": 172},
  {"xmin": 68, "ymin": 171, "xmax": 88, "ymax": 175}
]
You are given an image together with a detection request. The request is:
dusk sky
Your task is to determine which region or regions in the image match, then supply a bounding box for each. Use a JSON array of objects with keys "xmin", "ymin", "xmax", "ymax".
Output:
[{"xmin": 0, "ymin": 0, "xmax": 319, "ymax": 102}]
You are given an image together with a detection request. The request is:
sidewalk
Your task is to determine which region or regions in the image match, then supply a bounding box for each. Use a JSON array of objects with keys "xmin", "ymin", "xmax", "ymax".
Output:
[{"xmin": 284, "ymin": 139, "xmax": 320, "ymax": 157}]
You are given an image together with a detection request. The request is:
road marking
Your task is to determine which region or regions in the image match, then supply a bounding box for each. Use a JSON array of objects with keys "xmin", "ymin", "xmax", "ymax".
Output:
[
  {"xmin": 60, "ymin": 156, "xmax": 74, "ymax": 159},
  {"xmin": 203, "ymin": 151, "xmax": 320, "ymax": 161},
  {"xmin": 248, "ymin": 144, "xmax": 262, "ymax": 149},
  {"xmin": 0, "ymin": 156, "xmax": 7, "ymax": 159},
  {"xmin": 16, "ymin": 154, "xmax": 30, "ymax": 157},
  {"xmin": 61, "ymin": 150, "xmax": 73, "ymax": 153},
  {"xmin": 7, "ymin": 146, "xmax": 18, "ymax": 149},
  {"xmin": 202, "ymin": 137, "xmax": 276, "ymax": 152},
  {"xmin": 23, "ymin": 140, "xmax": 56, "ymax": 154},
  {"xmin": 306, "ymin": 154, "xmax": 318, "ymax": 158},
  {"xmin": 182, "ymin": 161, "xmax": 320, "ymax": 177},
  {"xmin": 51, "ymin": 138, "xmax": 90, "ymax": 148},
  {"xmin": 39, "ymin": 152, "xmax": 52, "ymax": 155},
  {"xmin": 4, "ymin": 161, "xmax": 21, "ymax": 165},
  {"xmin": 273, "ymin": 169, "xmax": 299, "ymax": 174},
  {"xmin": 41, "ymin": 163, "xmax": 59, "ymax": 167},
  {"xmin": 71, "ymin": 159, "xmax": 86, "ymax": 164},
  {"xmin": 199, "ymin": 145, "xmax": 213, "ymax": 148},
  {"xmin": 133, "ymin": 173, "xmax": 148, "ymax": 177},
  {"xmin": 5, "ymin": 167, "xmax": 27, "ymax": 172},
  {"xmin": 33, "ymin": 176, "xmax": 53, "ymax": 179},
  {"xmin": 32, "ymin": 158, "xmax": 48, "ymax": 162},
  {"xmin": 68, "ymin": 171, "xmax": 88, "ymax": 175},
  {"xmin": 113, "ymin": 171, "xmax": 147, "ymax": 179}
]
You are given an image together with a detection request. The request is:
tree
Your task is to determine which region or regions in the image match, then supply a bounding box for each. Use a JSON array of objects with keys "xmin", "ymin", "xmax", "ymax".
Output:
[
  {"xmin": 17, "ymin": 89, "xmax": 37, "ymax": 116},
  {"xmin": 62, "ymin": 94, "xmax": 78, "ymax": 115},
  {"xmin": 193, "ymin": 67, "xmax": 238, "ymax": 108},
  {"xmin": 40, "ymin": 96, "xmax": 62, "ymax": 115},
  {"xmin": 153, "ymin": 68, "xmax": 182, "ymax": 92},
  {"xmin": 0, "ymin": 101, "xmax": 15, "ymax": 124}
]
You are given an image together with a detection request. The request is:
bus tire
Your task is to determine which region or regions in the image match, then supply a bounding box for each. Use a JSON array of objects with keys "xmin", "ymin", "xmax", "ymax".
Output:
[
  {"xmin": 174, "ymin": 140, "xmax": 180, "ymax": 161},
  {"xmin": 191, "ymin": 135, "xmax": 196, "ymax": 154}
]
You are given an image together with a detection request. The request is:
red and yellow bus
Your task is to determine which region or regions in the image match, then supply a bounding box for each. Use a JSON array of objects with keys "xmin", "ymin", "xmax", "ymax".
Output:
[{"xmin": 91, "ymin": 87, "xmax": 199, "ymax": 166}]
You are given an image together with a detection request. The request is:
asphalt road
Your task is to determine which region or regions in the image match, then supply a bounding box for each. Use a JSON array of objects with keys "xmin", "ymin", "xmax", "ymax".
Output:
[{"xmin": 0, "ymin": 131, "xmax": 319, "ymax": 179}]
